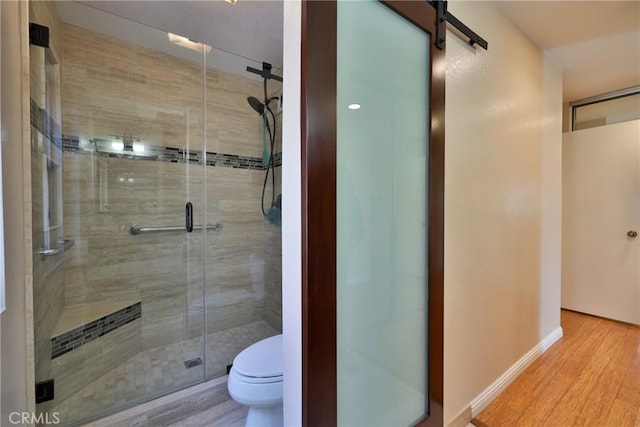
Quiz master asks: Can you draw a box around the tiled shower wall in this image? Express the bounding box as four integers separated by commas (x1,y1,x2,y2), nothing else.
60,23,282,351
32,3,281,414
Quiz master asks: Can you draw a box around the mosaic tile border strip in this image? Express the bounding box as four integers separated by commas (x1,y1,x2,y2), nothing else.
51,302,142,360
30,98,62,148
61,135,282,170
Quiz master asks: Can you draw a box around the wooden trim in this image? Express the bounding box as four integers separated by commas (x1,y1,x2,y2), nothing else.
301,1,444,425
427,8,446,427
301,1,337,426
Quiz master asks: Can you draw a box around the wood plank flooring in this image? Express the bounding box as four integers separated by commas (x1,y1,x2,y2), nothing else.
473,309,640,427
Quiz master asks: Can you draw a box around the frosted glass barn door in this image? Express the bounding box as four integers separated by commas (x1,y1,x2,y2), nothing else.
337,1,432,425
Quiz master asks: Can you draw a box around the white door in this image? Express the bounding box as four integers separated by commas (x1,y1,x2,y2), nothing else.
562,120,640,326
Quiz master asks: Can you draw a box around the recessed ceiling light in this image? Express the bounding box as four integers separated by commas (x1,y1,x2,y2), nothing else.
225,0,237,4
348,103,361,110
168,33,212,54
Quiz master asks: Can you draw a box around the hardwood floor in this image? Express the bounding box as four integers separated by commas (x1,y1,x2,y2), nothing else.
473,309,640,427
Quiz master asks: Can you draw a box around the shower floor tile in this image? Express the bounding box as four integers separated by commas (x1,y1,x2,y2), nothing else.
49,321,278,426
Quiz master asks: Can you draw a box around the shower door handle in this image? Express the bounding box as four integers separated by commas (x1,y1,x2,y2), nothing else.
185,202,194,233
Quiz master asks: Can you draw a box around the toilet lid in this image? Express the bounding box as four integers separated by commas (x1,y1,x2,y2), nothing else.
233,334,283,378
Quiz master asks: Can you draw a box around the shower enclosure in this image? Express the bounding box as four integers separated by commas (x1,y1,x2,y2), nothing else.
29,2,282,425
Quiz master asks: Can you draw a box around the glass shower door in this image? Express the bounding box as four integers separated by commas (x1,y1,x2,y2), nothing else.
202,42,284,382
30,3,208,423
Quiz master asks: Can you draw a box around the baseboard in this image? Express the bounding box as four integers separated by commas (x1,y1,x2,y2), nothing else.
470,326,563,417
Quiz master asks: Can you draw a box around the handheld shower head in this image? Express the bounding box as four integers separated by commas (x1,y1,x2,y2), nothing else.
247,96,264,115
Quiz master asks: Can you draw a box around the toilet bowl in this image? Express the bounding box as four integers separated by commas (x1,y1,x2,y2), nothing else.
227,334,283,427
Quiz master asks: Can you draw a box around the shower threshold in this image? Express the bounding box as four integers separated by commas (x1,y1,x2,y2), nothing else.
82,376,246,427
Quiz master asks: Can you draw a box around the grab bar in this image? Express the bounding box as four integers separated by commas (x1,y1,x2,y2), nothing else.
129,223,223,235
39,239,75,260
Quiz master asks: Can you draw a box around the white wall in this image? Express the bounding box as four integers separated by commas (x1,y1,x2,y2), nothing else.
444,1,562,424
562,102,571,132
539,54,563,342
282,1,302,426
1,1,35,425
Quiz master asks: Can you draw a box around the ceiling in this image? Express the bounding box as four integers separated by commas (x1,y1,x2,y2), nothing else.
60,1,637,103
497,1,640,102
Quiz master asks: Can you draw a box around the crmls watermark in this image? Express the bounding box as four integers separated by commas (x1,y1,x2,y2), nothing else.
9,412,60,425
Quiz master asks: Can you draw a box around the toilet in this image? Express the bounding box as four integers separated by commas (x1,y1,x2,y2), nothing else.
227,334,283,426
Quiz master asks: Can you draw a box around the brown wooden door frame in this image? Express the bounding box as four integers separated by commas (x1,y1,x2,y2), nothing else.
301,1,445,425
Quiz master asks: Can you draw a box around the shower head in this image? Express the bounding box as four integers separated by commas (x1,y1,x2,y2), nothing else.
247,96,264,115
